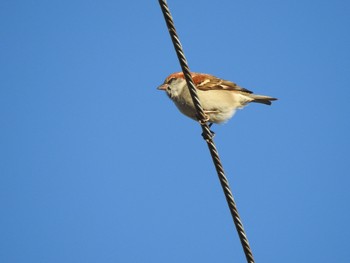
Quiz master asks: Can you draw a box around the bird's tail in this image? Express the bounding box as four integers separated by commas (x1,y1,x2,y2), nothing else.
248,94,277,105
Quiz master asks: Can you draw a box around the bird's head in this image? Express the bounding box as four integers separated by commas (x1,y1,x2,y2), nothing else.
157,72,188,99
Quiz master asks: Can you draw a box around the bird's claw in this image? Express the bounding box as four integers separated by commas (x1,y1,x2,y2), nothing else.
198,114,210,125
201,123,215,140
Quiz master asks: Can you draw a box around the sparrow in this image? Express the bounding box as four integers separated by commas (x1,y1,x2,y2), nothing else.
158,72,277,124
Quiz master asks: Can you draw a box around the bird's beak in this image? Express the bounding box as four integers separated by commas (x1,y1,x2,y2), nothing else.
157,84,168,91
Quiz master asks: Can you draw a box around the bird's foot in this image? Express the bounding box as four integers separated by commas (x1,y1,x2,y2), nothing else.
198,114,210,125
201,123,215,140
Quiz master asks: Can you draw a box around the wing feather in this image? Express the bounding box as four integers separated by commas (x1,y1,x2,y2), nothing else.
193,74,253,94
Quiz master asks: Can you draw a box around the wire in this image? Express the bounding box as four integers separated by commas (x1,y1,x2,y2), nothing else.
158,1,255,262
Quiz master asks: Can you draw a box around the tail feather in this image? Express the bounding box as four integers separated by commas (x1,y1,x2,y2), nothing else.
249,94,277,105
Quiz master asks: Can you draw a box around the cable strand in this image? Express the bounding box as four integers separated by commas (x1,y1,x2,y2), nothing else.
158,1,255,263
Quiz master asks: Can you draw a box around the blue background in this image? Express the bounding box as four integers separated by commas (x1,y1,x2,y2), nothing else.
1,1,349,262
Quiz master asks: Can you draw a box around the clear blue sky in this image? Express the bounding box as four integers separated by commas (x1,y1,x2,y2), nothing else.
1,1,349,262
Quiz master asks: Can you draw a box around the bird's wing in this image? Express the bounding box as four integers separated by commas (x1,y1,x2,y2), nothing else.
193,74,253,94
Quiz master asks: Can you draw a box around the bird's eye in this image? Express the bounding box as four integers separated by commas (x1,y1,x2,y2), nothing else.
168,77,176,84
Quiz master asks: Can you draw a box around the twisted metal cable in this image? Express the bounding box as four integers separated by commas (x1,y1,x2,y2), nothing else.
158,1,255,262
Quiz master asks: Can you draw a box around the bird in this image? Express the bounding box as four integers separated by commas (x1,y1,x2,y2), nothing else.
157,72,277,124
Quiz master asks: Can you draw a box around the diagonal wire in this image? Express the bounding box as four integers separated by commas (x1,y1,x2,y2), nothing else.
158,1,255,262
